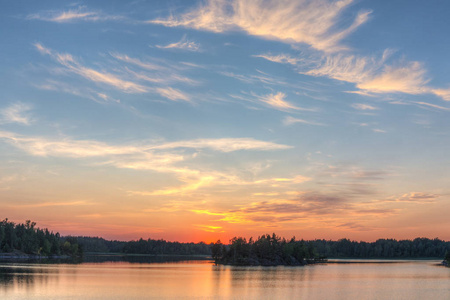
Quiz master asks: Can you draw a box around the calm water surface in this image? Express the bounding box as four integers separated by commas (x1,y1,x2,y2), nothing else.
0,259,449,299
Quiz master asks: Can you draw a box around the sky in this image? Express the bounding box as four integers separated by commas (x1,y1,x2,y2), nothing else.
1,0,450,243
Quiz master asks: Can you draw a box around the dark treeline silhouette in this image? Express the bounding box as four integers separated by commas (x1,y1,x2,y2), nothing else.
211,235,450,266
74,236,125,253
0,219,82,257
3,219,450,261
75,236,211,255
122,238,210,255
211,234,323,266
310,238,450,258
444,251,450,267
74,235,450,260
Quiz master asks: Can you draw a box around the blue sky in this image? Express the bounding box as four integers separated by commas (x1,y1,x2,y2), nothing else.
1,0,449,242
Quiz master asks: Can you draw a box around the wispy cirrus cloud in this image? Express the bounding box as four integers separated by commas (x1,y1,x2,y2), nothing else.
304,51,391,85
110,53,166,71
0,102,33,125
253,53,303,65
111,52,199,85
351,103,378,111
252,39,450,104
148,137,292,152
27,6,122,23
356,61,429,95
229,90,316,112
155,87,191,102
413,101,450,112
0,131,290,159
9,200,93,208
258,92,301,112
0,129,297,199
156,36,201,52
130,176,215,196
192,191,395,227
35,43,148,93
269,49,450,103
0,130,152,158
35,79,120,104
431,89,450,101
372,128,386,133
395,192,440,203
34,44,198,102
130,173,309,197
283,116,325,126
220,70,288,86
148,0,370,52
304,51,432,97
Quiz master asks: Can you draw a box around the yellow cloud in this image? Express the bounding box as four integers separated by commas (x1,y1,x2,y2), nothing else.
134,176,215,196
259,92,300,112
357,62,429,94
195,225,224,233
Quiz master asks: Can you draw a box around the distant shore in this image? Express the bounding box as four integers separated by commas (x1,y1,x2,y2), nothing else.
0,250,71,260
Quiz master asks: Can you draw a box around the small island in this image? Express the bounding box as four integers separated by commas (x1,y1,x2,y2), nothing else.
444,251,450,267
211,233,326,266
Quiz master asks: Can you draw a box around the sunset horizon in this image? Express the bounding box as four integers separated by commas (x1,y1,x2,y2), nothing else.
2,0,450,245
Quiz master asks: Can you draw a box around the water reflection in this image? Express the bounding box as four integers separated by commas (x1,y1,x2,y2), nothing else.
0,264,61,298
83,254,211,264
0,259,448,299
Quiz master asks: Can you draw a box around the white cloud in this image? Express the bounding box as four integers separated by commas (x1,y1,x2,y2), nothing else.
258,92,300,112
249,31,450,102
149,137,292,152
155,87,191,102
0,103,33,125
156,36,201,52
0,131,291,159
431,89,450,101
0,130,144,158
414,102,450,112
305,52,384,84
27,6,122,23
35,43,147,93
110,53,166,71
149,0,370,52
220,70,288,86
111,53,199,85
253,53,302,65
147,0,450,102
283,116,325,126
351,103,378,110
0,130,294,196
34,80,117,104
372,129,386,133
304,52,450,101
357,61,429,95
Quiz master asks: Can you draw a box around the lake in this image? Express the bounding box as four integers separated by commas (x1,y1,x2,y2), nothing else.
0,258,449,299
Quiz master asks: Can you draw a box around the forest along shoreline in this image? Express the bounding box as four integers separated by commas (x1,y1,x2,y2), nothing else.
1,219,450,266
0,219,82,260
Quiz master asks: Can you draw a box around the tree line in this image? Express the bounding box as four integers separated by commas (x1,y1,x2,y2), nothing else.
2,219,450,261
67,235,450,260
0,219,82,257
309,238,450,258
74,236,211,255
